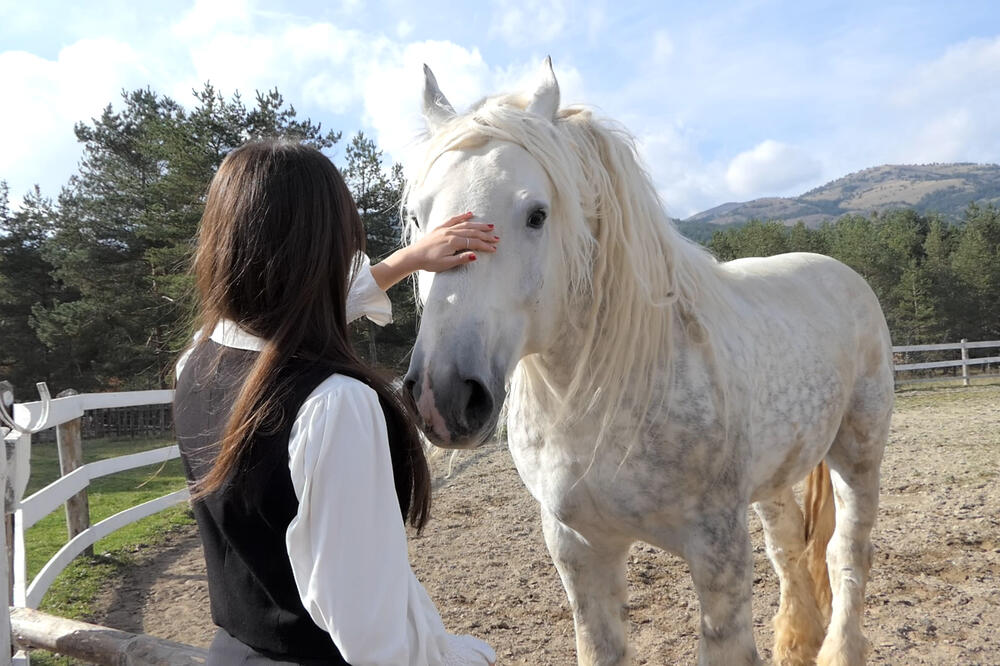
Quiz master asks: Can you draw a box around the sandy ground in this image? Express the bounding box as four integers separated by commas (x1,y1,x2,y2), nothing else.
88,384,1000,664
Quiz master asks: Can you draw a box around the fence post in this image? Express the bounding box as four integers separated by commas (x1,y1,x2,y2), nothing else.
55,389,92,557
960,339,970,387
1,381,14,662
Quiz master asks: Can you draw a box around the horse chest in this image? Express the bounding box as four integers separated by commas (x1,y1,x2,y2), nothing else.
507,411,739,539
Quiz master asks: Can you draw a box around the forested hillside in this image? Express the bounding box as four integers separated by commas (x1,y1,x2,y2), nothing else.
706,210,1000,346
2,86,998,395
689,163,1000,227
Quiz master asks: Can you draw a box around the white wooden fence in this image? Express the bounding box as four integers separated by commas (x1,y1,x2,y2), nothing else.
893,339,1000,386
0,384,204,665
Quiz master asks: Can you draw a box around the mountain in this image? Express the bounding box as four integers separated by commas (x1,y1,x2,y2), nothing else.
685,163,1000,228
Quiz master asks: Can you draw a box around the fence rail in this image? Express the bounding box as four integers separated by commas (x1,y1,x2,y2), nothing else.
33,403,174,444
2,386,189,665
7,390,174,436
892,339,1000,386
17,487,189,610
10,606,206,665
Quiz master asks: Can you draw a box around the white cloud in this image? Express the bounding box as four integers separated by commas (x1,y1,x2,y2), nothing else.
638,126,728,219
1,7,379,200
171,20,370,113
396,20,414,39
652,29,674,65
585,5,605,44
0,39,148,201
907,109,976,164
891,36,1000,107
173,0,253,38
886,36,1000,164
182,32,280,96
358,45,587,176
491,58,586,106
725,140,822,198
358,40,492,170
488,0,568,46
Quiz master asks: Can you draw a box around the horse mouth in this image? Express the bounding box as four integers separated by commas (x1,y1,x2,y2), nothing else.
421,417,498,450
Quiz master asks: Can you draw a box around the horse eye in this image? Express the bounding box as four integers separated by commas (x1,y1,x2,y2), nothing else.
527,209,547,229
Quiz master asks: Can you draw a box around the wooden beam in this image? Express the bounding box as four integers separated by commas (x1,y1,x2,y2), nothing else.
10,606,207,665
961,339,970,386
56,389,92,557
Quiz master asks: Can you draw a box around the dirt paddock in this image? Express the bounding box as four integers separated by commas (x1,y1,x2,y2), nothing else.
89,384,1000,664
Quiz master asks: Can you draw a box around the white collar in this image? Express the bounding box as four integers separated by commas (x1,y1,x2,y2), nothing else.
209,319,267,352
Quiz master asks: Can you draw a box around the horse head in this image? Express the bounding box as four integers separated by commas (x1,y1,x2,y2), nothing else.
403,58,681,449
402,59,574,448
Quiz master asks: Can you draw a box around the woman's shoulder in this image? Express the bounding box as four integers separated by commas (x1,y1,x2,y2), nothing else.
301,372,380,410
288,373,387,467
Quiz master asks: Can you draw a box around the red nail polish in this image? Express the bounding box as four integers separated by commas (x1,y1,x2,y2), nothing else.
488,224,494,229
493,236,500,241
469,254,477,261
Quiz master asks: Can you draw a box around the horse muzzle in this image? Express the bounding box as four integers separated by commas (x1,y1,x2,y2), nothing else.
403,359,501,449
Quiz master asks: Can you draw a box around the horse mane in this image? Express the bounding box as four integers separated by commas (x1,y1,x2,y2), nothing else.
406,94,731,446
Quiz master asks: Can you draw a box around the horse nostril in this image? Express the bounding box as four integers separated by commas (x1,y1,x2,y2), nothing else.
462,378,493,429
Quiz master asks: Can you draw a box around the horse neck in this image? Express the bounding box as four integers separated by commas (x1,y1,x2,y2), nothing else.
514,292,683,421
513,235,731,427
510,306,588,415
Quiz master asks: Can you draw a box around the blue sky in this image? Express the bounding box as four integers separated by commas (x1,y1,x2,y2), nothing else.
2,0,999,217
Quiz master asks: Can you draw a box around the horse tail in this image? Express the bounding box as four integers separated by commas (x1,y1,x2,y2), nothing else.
802,460,835,624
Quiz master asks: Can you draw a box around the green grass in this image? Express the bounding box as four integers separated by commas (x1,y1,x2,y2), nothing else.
22,436,196,665
895,374,1000,394
895,379,1000,410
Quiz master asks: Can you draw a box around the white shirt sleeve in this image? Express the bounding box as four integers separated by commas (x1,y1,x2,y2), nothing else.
348,254,393,326
285,376,495,666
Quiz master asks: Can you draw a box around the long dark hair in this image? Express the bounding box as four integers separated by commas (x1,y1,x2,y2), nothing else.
189,138,430,530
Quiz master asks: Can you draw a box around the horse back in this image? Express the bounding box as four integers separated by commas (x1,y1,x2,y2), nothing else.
720,252,891,362
709,252,893,496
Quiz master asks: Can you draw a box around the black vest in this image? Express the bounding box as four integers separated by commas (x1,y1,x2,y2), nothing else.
174,340,350,665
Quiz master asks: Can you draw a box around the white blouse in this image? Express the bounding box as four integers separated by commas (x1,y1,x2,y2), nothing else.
176,256,495,666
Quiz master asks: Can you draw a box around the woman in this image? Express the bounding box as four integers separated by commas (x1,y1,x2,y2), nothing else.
174,139,498,665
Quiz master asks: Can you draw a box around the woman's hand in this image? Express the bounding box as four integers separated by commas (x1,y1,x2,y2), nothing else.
405,211,498,272
369,212,498,290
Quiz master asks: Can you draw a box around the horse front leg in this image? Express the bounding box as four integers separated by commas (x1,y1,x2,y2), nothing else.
685,508,763,666
541,507,631,666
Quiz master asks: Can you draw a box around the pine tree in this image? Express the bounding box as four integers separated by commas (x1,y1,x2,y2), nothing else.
890,259,940,344
342,131,415,370
707,219,789,260
0,185,65,392
32,85,341,390
920,219,962,341
951,203,1000,340
787,221,827,254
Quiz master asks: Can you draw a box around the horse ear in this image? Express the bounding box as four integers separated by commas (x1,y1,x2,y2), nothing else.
526,56,560,121
422,64,456,132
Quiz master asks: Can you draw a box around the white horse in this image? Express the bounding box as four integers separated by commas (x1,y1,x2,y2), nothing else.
403,59,893,666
